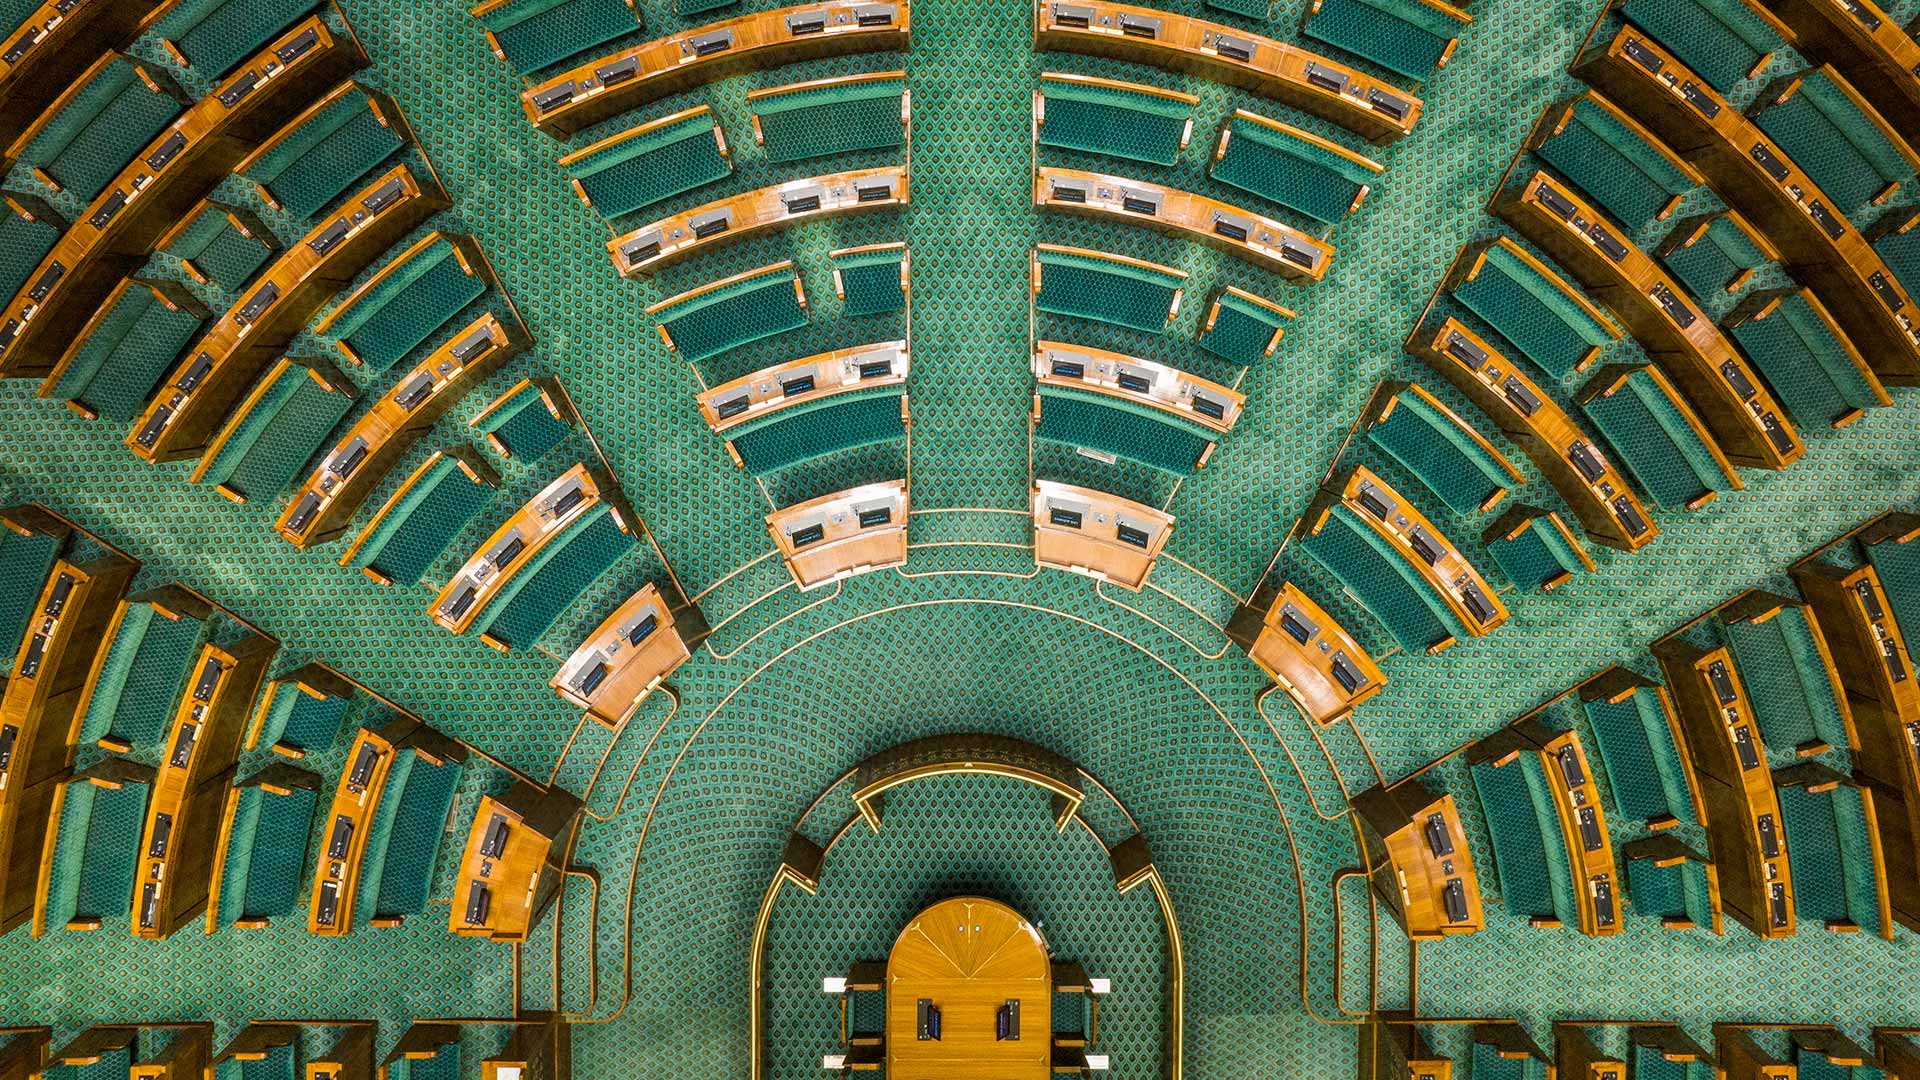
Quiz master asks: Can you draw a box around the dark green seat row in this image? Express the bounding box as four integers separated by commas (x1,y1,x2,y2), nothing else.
1451,240,1617,379
1752,68,1916,214
348,451,503,588
1366,385,1517,515
729,386,906,475
1778,778,1886,935
1533,93,1697,233
194,358,357,504
1468,757,1563,923
253,676,353,754
1301,0,1469,82
13,55,184,202
74,595,211,750
1197,288,1293,366
321,234,489,374
1035,385,1216,477
752,73,907,164
161,203,278,294
42,279,208,424
1035,73,1193,168
1720,604,1852,754
1581,683,1695,829
472,380,575,463
479,503,636,649
1483,508,1589,593
1300,503,1459,654
0,508,64,664
651,262,807,365
0,194,61,308
1578,366,1735,510
1213,110,1382,226
563,107,731,221
1657,211,1771,303
44,767,152,930
474,0,639,76
1033,246,1184,334
152,0,324,80
1616,0,1786,94
240,85,407,222
217,777,319,927
833,244,908,317
369,751,465,919
1727,289,1887,431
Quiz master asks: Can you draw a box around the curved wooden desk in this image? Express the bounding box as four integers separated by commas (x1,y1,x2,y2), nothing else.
697,341,907,434
1033,340,1243,433
1351,777,1483,938
612,166,907,275
432,462,619,636
1759,0,1920,151
1031,480,1172,591
767,479,909,589
0,0,171,154
887,897,1051,1079
1238,581,1384,725
550,583,694,728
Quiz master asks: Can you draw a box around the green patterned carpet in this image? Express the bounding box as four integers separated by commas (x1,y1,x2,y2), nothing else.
4,0,1920,1074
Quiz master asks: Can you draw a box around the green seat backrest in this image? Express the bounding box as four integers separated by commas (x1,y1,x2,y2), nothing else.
76,601,208,748
1454,243,1614,378
1485,516,1585,592
241,784,319,919
372,754,464,917
1755,70,1913,213
1723,606,1851,753
1470,1039,1530,1080
46,281,207,422
257,679,352,751
480,505,636,648
1582,689,1690,826
1301,504,1460,653
1469,758,1557,920
1777,784,1848,925
1661,215,1769,302
1876,222,1920,297
1536,96,1696,232
162,206,276,294
1213,113,1376,225
1036,385,1215,476
1037,76,1192,167
239,1044,297,1080
1302,0,1467,81
1366,392,1512,515
0,201,61,303
1729,292,1881,429
1198,291,1290,365
389,1047,460,1080
0,0,41,38
754,75,906,164
477,384,573,462
476,0,638,75
834,247,906,317
47,1048,132,1080
0,526,60,659
1868,533,1920,661
653,266,807,364
354,455,502,587
729,387,905,475
1618,0,1784,93
198,364,355,500
1580,369,1732,508
1624,856,1687,919
1034,249,1182,333
153,0,320,79
74,780,148,920
567,111,730,220
328,238,486,374
18,58,182,200
1795,1048,1854,1080
243,89,405,221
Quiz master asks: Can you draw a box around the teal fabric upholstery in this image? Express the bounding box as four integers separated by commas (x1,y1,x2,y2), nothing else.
479,505,636,648
1723,606,1852,753
372,755,464,917
1037,76,1192,167
198,364,354,501
1470,1039,1529,1080
567,111,730,220
240,1044,297,1080
1302,0,1467,81
1198,291,1290,365
1035,385,1215,476
327,237,486,373
1300,504,1459,653
163,206,276,293
729,388,905,475
1660,214,1769,302
0,524,59,662
1729,291,1882,429
1366,391,1512,515
755,75,906,164
242,89,405,222
1868,532,1920,661
1469,759,1556,920
1778,783,1848,927
241,784,319,919
1034,248,1182,333
653,265,807,364
1877,219,1920,297
152,0,321,78
0,199,61,304
1580,368,1733,509
1535,96,1696,232
1213,112,1376,225
476,384,573,462
256,676,352,752
1618,0,1785,93
1582,689,1690,826
74,780,149,921
834,247,906,317
1453,243,1613,378
44,281,206,423
353,455,501,587
1485,515,1585,592
17,57,183,200
1754,70,1914,213
475,0,638,75
76,601,207,748
1624,856,1686,918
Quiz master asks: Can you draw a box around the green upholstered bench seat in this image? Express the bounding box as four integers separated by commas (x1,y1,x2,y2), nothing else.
224,1043,297,1080
1622,840,1715,928
833,244,908,317
319,234,488,373
1721,603,1852,754
217,779,319,925
193,358,356,504
252,674,353,754
1582,682,1695,828
1365,384,1518,515
75,596,210,750
1033,246,1185,334
161,203,278,294
751,73,907,164
1778,777,1885,935
42,278,208,423
349,451,503,588
562,107,731,220
44,767,153,929
1868,527,1920,663
1484,508,1590,592
1302,0,1470,82
0,193,62,305
477,504,636,649
1451,239,1618,378
1726,289,1886,430
152,0,322,79
1036,73,1195,167
1213,110,1381,225
1617,0,1786,93
14,55,184,200
385,1045,460,1080
1198,287,1293,365
240,85,407,222
650,263,808,364
0,513,61,661
1874,210,1920,297
1469,757,1563,923
1656,211,1773,302
727,386,906,475
471,379,575,463
1578,365,1736,510
368,752,465,919
1035,385,1217,476
1533,93,1699,232
1301,503,1461,654
473,0,639,75
1753,68,1918,213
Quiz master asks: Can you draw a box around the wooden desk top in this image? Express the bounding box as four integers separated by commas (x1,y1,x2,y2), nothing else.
1527,724,1620,935
698,341,907,434
549,583,691,729
0,17,361,380
129,163,446,462
522,0,910,136
612,166,907,275
279,312,526,549
433,462,619,636
1031,480,1173,591
766,479,910,589
448,783,582,942
1035,165,1331,280
1033,340,1243,434
1350,780,1483,939
887,897,1051,1079
1792,556,1920,806
1035,0,1420,143
1576,28,1920,381
1495,169,1802,470
1245,581,1384,725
